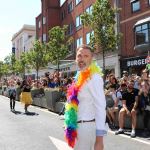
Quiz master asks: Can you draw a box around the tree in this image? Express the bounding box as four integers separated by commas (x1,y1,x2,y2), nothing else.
46,25,72,85
1,61,9,78
3,54,16,75
0,61,4,80
81,0,121,73
27,40,47,82
13,52,29,78
46,25,71,69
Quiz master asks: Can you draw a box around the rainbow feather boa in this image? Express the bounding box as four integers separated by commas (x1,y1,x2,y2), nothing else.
64,61,103,148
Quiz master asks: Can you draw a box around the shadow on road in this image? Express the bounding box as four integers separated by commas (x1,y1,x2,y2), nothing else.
12,110,39,116
25,111,39,116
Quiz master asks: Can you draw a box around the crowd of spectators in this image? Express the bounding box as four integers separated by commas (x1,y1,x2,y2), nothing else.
0,71,74,102
0,68,150,137
105,69,150,138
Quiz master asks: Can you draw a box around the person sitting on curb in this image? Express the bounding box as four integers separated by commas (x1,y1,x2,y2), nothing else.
115,80,139,138
138,79,150,137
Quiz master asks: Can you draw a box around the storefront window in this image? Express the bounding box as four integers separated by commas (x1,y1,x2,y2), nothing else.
135,23,150,45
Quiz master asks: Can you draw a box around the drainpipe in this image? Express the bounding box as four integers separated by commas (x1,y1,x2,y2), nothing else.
114,0,121,77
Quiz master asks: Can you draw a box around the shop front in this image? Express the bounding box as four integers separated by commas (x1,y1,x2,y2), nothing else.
120,56,147,76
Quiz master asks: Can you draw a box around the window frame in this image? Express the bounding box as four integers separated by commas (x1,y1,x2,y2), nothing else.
68,1,73,13
76,37,83,48
61,10,65,20
43,33,47,42
86,5,93,14
38,20,41,28
43,17,46,25
76,14,82,28
131,0,140,13
86,31,94,45
75,0,81,6
134,23,150,46
68,22,74,35
68,42,74,54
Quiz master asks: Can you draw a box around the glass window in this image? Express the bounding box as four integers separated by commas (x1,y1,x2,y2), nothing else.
68,23,73,35
68,43,74,54
149,0,150,5
38,21,41,28
76,0,81,6
76,37,83,48
142,24,148,30
43,34,46,42
135,26,141,32
131,1,140,12
135,23,150,45
76,15,82,27
86,31,94,44
61,10,65,20
68,1,73,13
43,17,46,24
86,5,93,14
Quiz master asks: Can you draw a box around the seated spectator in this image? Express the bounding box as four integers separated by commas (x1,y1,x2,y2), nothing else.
106,84,124,129
106,84,118,129
138,80,150,137
115,80,139,138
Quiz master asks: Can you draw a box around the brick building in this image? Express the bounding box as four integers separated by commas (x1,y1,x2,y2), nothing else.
36,0,121,76
119,0,150,75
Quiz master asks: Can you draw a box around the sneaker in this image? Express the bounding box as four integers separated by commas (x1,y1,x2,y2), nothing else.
115,129,124,135
25,108,29,113
12,109,15,112
130,130,136,138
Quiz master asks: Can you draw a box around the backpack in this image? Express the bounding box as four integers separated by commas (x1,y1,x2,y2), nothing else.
106,95,114,108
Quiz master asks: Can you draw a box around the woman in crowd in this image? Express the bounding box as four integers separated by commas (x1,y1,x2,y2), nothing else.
8,80,16,112
20,79,32,113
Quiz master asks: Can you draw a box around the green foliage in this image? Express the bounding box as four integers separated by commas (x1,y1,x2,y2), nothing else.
13,52,29,76
27,40,47,80
81,0,121,52
1,62,9,77
0,61,4,79
2,54,16,74
46,25,70,64
27,40,47,70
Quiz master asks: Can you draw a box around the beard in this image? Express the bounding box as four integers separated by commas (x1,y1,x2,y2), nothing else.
78,61,87,71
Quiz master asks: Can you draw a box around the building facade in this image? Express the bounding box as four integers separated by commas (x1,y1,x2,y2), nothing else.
12,24,36,59
119,0,150,75
36,0,121,77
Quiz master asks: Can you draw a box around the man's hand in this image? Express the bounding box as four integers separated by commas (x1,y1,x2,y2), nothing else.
94,136,104,150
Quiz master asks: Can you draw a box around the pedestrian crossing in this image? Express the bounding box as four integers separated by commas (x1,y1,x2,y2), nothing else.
49,136,73,150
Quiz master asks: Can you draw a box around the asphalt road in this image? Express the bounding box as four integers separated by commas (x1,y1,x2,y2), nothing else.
0,95,149,150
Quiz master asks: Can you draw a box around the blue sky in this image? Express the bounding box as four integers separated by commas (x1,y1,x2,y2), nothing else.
0,0,66,61
0,0,41,61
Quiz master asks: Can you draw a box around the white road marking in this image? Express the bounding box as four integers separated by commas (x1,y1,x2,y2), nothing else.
108,130,150,145
49,136,73,150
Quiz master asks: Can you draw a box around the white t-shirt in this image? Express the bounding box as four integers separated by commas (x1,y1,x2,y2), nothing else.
116,91,122,106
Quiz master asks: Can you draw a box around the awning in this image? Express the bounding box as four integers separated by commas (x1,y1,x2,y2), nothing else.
134,17,150,26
